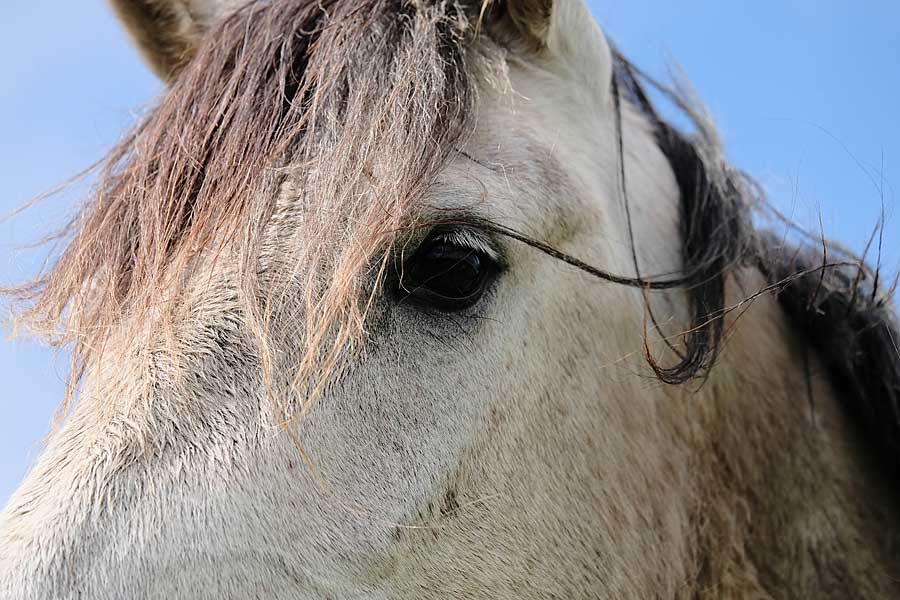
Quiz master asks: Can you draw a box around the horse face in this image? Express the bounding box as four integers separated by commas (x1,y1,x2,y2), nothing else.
297,86,693,593
236,7,691,592
1,1,694,598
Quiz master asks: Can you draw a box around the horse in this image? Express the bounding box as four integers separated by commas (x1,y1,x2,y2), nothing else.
1,0,898,597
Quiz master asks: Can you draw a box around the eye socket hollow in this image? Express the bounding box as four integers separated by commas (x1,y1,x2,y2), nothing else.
396,232,497,312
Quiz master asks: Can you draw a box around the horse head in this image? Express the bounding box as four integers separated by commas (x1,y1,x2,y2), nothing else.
2,1,898,597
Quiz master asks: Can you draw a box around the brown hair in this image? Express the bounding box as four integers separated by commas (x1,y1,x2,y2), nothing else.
7,0,485,418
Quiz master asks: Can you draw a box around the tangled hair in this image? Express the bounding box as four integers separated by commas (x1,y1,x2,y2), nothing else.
762,244,900,477
4,1,899,480
611,55,900,479
7,0,484,417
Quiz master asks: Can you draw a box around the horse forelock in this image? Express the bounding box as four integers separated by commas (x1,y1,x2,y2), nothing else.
8,0,490,418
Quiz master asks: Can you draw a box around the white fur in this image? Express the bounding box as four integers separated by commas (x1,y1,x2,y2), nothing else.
1,1,896,598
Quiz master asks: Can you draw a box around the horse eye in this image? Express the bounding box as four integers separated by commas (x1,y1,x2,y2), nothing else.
397,236,496,312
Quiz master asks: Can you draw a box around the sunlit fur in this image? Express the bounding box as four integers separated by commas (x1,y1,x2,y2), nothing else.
1,1,898,598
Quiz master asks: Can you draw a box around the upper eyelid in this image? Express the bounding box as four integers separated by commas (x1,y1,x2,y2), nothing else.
431,229,501,262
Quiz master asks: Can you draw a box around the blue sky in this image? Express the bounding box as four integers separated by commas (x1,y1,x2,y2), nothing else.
1,1,898,505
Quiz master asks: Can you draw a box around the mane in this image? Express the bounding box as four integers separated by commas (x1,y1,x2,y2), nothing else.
611,55,900,481
4,1,899,481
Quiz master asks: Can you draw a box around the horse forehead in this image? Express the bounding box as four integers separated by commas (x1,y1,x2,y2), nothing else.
431,136,586,242
431,91,613,236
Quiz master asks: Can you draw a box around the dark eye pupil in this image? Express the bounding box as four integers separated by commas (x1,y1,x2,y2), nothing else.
398,237,494,311
415,246,481,295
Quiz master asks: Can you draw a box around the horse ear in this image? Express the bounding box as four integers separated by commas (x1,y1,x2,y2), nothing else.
108,0,239,82
481,0,552,49
482,0,612,90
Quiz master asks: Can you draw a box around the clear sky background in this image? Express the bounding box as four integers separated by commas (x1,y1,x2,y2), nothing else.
1,1,898,505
